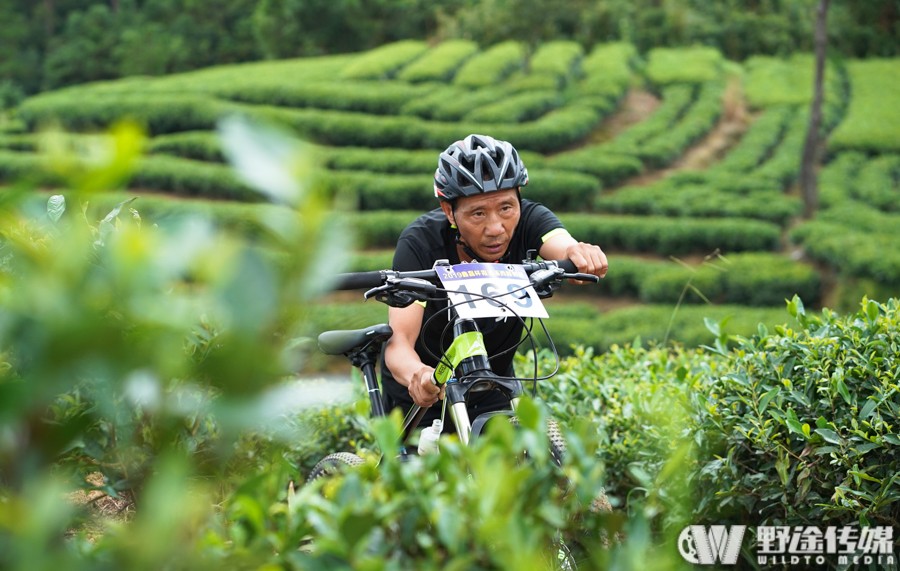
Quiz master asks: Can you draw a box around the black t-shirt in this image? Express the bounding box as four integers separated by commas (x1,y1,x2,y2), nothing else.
380,199,565,412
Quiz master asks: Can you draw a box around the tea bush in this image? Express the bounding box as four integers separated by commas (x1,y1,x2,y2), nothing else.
339,40,429,80
396,40,480,83
453,40,526,88
645,46,724,85
829,58,900,153
536,296,900,565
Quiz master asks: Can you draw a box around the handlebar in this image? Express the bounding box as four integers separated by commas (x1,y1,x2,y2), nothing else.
331,259,590,291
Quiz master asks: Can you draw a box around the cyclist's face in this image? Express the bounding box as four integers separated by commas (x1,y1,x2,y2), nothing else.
442,188,520,262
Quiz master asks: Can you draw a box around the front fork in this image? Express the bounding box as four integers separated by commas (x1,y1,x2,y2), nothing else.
449,393,522,445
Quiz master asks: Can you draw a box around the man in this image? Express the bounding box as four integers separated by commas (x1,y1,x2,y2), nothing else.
381,134,608,426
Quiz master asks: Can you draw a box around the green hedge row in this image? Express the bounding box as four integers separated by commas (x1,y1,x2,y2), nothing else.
546,303,794,355
595,181,800,225
452,41,526,88
318,168,600,212
816,151,865,208
0,149,259,202
817,151,900,212
828,58,900,153
528,40,584,86
705,105,796,175
258,102,602,153
211,80,434,115
464,90,561,123
400,86,508,121
638,252,821,306
560,213,782,256
644,46,724,85
853,153,900,212
548,151,644,187
339,40,429,80
790,204,900,287
580,42,639,88
148,131,225,162
752,108,809,187
130,155,260,201
396,40,480,83
17,92,234,134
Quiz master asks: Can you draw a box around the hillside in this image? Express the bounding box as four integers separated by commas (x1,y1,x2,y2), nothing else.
1,40,899,354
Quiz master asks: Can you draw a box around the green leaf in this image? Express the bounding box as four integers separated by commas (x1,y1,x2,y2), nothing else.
814,428,841,444
759,387,779,412
884,434,900,445
865,299,880,323
859,398,877,419
218,114,306,206
785,408,805,437
836,378,852,405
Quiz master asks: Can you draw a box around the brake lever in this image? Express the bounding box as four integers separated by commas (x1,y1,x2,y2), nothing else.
364,278,438,308
562,272,600,283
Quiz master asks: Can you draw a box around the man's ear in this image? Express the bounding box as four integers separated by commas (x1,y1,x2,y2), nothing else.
440,201,455,226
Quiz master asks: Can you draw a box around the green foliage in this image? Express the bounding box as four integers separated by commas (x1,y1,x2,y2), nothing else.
644,46,723,85
528,40,584,86
596,180,800,225
464,90,561,123
452,41,526,88
852,153,900,212
539,297,900,541
396,39,480,83
339,40,429,80
0,117,359,569
580,42,639,90
696,297,900,527
829,58,900,153
638,252,821,306
560,213,782,256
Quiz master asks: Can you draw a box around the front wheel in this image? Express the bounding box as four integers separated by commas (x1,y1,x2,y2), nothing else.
509,416,567,467
306,452,365,483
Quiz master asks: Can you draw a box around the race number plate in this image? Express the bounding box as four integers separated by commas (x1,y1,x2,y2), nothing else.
434,263,548,319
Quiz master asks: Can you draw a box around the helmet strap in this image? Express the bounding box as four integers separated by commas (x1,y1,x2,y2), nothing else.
455,232,481,263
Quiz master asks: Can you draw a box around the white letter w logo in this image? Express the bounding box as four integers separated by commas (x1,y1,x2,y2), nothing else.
678,525,747,565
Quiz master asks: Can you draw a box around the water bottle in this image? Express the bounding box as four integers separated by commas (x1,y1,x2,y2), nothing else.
417,419,442,455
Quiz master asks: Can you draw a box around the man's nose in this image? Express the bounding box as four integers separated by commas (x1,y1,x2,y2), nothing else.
484,215,504,236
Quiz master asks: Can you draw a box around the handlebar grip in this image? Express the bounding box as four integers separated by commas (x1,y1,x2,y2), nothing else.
555,259,578,273
333,270,385,290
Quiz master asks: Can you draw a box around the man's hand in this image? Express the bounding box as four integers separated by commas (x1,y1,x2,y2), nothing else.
408,365,442,407
565,241,608,279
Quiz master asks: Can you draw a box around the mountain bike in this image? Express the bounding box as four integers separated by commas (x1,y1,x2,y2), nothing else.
306,256,605,568
312,255,596,462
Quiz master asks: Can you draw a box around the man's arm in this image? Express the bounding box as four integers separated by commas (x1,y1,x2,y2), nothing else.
539,231,609,279
384,303,442,407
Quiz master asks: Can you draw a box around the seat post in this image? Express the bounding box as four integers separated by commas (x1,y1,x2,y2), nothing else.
349,345,386,418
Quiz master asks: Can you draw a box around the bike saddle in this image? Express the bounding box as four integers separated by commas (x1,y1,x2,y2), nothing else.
317,323,393,356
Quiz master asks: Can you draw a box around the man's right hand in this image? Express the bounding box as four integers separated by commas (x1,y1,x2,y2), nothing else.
408,365,442,407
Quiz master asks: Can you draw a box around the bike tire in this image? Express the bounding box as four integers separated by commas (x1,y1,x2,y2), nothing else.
306,452,365,483
509,416,567,467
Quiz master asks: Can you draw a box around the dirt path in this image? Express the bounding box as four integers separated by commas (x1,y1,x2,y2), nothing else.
610,78,750,190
